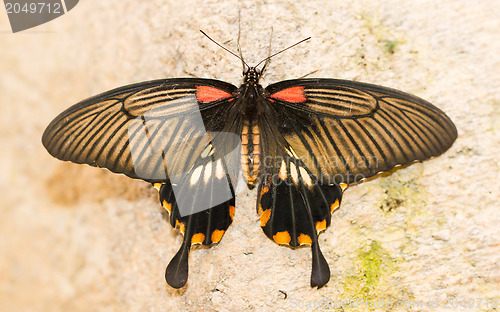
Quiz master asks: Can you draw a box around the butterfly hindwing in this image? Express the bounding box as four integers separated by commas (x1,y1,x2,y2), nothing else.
257,153,343,288
157,179,235,288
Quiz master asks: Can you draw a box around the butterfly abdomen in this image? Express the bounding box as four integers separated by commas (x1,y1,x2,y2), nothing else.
241,120,261,188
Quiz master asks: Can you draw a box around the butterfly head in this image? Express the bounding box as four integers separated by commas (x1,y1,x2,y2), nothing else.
243,67,261,84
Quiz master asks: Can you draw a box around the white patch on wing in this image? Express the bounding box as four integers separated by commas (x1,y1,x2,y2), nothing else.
215,159,225,179
190,165,203,185
201,144,213,158
290,162,299,184
203,162,212,184
299,166,313,187
279,161,287,180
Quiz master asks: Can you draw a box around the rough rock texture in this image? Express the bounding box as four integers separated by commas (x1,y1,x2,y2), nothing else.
1,0,498,311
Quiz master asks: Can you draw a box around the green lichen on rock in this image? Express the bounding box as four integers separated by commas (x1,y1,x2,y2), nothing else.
380,39,399,54
341,240,411,311
378,165,426,213
360,12,405,55
358,241,388,293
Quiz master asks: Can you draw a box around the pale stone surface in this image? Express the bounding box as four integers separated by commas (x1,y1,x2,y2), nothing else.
1,0,498,311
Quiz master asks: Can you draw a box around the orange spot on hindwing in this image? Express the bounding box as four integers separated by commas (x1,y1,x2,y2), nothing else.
316,220,327,233
229,205,235,220
196,86,233,103
162,200,172,214
260,209,271,227
175,220,185,234
270,86,306,103
273,231,291,245
298,234,312,245
211,230,225,243
191,233,205,245
330,199,339,213
153,183,162,191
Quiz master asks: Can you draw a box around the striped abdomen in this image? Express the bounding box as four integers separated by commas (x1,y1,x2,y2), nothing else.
241,120,261,188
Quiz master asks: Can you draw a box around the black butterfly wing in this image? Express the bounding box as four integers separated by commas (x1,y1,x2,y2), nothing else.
265,78,457,184
258,78,456,288
156,178,235,288
42,78,242,288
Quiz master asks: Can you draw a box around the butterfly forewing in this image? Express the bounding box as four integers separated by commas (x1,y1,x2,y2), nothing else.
265,78,457,184
42,78,238,182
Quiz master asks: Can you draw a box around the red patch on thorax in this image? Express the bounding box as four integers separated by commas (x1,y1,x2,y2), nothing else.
269,86,306,103
196,86,233,103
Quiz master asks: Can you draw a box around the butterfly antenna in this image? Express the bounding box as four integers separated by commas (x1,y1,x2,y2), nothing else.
236,11,247,71
260,27,274,75
200,30,250,70
255,36,311,68
297,69,319,79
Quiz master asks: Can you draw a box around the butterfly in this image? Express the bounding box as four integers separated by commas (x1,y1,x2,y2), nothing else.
42,33,457,289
